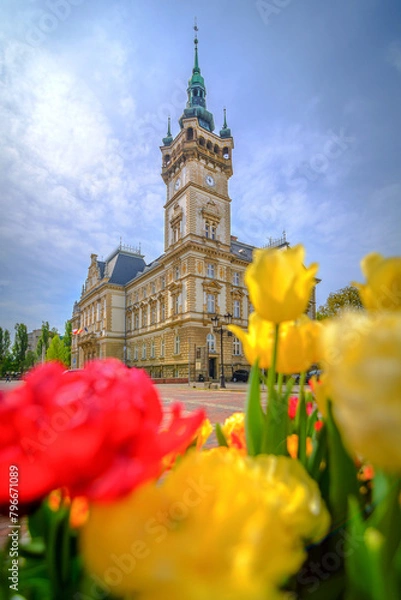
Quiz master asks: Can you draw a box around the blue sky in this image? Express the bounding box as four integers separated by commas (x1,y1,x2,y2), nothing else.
1,0,400,336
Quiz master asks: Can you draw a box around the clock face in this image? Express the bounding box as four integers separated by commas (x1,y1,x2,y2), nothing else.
205,174,215,187
174,178,181,190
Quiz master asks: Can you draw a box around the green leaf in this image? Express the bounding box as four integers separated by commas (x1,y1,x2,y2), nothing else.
369,475,401,566
245,362,265,456
307,423,328,482
215,423,228,447
307,408,319,438
326,401,360,529
263,385,288,456
345,496,372,597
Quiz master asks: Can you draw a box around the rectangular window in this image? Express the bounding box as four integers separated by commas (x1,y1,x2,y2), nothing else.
151,306,156,324
174,335,180,355
151,282,156,295
174,295,179,315
161,302,165,322
207,294,215,313
233,337,241,356
205,222,210,238
160,337,165,357
234,299,241,318
207,263,215,278
161,276,166,290
233,271,240,286
211,225,216,240
134,345,138,361
150,339,155,358
142,343,146,360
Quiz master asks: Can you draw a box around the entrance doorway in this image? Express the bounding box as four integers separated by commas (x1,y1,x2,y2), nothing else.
208,357,216,380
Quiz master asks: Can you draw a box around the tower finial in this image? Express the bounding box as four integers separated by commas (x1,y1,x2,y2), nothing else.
220,107,232,139
193,17,199,73
162,115,173,146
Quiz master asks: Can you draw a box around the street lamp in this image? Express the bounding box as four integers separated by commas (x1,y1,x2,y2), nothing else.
211,312,232,388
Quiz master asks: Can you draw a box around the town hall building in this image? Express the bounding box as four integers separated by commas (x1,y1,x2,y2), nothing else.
71,30,316,381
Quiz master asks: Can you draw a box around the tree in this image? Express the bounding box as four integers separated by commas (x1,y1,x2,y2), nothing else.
36,321,58,361
0,327,12,376
46,335,69,367
63,321,72,368
317,285,363,320
13,323,29,373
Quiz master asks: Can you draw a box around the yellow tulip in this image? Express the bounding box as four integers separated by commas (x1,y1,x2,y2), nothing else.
229,313,274,369
354,252,401,311
320,311,401,473
81,449,330,600
229,314,322,375
245,244,318,324
276,316,322,374
221,412,246,451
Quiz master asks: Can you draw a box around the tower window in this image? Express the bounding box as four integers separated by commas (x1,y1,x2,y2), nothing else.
223,147,230,159
187,127,193,141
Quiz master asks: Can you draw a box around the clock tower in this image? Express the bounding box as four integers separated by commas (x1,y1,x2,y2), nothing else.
161,25,234,253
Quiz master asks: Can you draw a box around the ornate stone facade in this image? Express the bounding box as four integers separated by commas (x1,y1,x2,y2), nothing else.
71,33,317,380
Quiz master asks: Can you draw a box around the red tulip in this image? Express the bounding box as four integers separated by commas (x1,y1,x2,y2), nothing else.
0,359,205,504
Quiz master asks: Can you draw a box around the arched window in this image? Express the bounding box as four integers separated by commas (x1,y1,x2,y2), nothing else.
187,127,194,141
223,147,230,159
214,144,219,154
207,141,212,151
199,137,205,146
207,333,215,353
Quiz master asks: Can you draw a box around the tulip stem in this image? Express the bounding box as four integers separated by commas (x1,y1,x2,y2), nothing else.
267,324,280,401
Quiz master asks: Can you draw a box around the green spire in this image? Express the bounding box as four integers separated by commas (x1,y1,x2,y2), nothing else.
179,19,215,132
220,107,232,138
162,116,173,146
193,21,200,73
